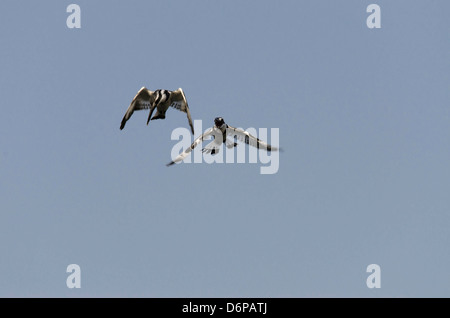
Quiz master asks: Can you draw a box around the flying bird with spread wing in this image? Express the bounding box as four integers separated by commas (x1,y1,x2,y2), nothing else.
120,87,194,134
167,117,279,166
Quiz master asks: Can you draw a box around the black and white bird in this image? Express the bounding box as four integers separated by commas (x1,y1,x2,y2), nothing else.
167,117,279,166
120,87,194,134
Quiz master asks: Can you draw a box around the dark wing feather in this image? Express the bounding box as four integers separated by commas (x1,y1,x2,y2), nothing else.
120,87,154,130
168,88,194,134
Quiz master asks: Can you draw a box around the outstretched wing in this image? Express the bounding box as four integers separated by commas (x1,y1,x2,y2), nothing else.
167,128,214,166
226,125,279,151
120,87,154,130
168,88,194,134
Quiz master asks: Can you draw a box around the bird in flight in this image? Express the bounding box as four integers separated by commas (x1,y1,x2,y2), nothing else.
120,87,194,134
167,117,280,166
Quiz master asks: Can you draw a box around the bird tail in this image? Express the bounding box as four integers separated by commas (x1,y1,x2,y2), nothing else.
226,139,238,149
150,110,166,121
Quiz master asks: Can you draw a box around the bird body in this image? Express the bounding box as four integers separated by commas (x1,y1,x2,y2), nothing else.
120,87,194,134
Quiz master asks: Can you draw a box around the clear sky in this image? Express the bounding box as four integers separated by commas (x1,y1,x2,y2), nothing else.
0,0,449,297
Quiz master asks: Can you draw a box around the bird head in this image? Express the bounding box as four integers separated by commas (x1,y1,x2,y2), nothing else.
214,117,225,128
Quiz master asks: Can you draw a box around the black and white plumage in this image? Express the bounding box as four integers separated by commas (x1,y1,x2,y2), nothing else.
120,87,194,134
167,117,279,166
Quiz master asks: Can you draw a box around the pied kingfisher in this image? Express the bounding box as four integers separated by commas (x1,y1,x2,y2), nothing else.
167,117,280,166
120,87,194,134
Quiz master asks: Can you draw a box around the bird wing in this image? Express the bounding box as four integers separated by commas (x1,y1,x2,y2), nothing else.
167,127,215,166
120,87,154,130
168,88,194,134
226,125,279,151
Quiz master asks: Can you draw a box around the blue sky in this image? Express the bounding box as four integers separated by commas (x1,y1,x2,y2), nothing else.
0,1,449,297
